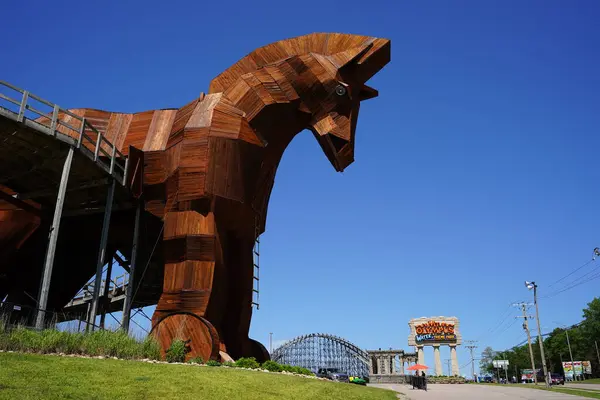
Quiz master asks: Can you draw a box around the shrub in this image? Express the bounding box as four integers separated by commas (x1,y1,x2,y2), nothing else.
235,357,259,369
261,360,282,372
206,360,221,366
165,339,187,363
187,357,204,364
278,364,313,376
139,336,161,360
222,361,235,367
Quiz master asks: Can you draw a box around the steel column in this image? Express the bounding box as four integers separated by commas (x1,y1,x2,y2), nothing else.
87,179,116,331
35,147,74,329
99,255,115,329
122,200,142,333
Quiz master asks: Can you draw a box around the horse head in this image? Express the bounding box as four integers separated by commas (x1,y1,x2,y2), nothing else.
209,33,391,172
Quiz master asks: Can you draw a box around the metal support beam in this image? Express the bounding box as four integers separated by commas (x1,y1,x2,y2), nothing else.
35,147,74,329
122,200,142,333
87,179,116,331
0,189,42,217
99,255,115,329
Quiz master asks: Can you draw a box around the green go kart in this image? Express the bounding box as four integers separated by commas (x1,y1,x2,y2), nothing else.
349,376,367,386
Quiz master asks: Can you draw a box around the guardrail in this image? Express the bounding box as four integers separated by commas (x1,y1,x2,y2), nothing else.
0,80,127,185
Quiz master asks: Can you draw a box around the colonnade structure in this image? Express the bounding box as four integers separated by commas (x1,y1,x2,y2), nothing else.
408,316,462,376
367,348,418,377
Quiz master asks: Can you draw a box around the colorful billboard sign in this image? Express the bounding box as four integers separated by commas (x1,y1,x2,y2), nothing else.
408,316,462,347
562,361,583,378
414,321,457,343
521,368,540,382
583,361,592,375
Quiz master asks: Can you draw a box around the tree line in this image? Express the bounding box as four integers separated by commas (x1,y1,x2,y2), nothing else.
480,297,600,378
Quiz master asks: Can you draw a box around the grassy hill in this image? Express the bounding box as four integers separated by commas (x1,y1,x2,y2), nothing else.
0,352,398,400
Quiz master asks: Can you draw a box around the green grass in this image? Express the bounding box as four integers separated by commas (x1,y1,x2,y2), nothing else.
0,325,160,360
573,378,600,384
0,352,397,400
548,388,600,399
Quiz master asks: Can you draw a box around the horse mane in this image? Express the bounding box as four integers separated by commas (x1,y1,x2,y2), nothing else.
209,32,390,93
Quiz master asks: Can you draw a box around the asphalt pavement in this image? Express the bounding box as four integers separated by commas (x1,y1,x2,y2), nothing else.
369,383,592,399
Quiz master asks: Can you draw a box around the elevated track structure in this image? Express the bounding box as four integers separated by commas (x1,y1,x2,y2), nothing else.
271,333,371,377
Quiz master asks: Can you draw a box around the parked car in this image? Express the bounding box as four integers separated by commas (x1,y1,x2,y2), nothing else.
549,373,565,385
316,368,349,383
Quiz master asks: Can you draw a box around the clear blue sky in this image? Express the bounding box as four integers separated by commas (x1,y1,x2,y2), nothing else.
3,0,600,375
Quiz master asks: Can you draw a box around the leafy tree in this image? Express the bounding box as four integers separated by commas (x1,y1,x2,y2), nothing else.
483,297,600,379
480,346,495,374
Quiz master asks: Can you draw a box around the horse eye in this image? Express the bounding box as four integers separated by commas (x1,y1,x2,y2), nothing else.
335,85,347,97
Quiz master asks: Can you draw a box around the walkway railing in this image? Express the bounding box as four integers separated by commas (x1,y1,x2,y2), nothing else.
0,80,127,185
66,273,130,307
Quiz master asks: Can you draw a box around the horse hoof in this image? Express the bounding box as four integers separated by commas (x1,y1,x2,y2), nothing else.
247,338,270,363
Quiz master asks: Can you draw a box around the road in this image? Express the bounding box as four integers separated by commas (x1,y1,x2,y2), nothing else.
369,384,591,399
564,383,600,391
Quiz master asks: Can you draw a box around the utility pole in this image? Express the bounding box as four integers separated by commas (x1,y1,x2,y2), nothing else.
465,340,478,382
526,281,550,388
566,328,576,381
596,341,600,369
515,302,537,385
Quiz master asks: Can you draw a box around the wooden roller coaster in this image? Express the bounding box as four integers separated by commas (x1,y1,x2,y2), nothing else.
0,32,391,362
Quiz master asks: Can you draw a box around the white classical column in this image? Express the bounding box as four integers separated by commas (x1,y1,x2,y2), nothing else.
417,346,425,365
433,345,443,376
400,358,405,375
391,355,396,374
369,356,374,375
379,356,387,375
450,345,459,376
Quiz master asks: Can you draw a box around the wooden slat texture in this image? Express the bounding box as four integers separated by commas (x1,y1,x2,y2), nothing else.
1,32,391,364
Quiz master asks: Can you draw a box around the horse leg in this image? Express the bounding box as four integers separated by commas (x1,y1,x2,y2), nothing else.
220,232,270,362
150,210,225,362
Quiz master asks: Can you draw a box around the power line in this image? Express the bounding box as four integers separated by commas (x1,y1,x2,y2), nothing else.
548,258,595,288
543,268,600,299
474,304,514,342
496,318,518,336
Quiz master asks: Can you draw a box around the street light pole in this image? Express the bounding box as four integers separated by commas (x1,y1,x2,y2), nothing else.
269,332,273,353
526,281,550,388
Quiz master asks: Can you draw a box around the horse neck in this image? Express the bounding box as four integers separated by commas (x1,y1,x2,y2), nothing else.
244,102,312,230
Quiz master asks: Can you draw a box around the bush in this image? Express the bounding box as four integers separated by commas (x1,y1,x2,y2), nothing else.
235,357,259,369
278,364,313,376
261,360,282,372
165,339,187,363
206,360,221,366
187,357,204,364
222,361,235,367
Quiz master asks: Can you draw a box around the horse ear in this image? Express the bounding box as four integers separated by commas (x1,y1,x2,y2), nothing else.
329,39,376,69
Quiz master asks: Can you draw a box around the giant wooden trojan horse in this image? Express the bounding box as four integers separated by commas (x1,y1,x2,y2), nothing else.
0,33,390,362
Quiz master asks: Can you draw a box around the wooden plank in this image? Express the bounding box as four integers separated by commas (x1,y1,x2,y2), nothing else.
143,110,177,151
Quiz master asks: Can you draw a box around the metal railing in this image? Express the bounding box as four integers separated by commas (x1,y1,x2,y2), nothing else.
68,273,129,305
0,80,128,185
